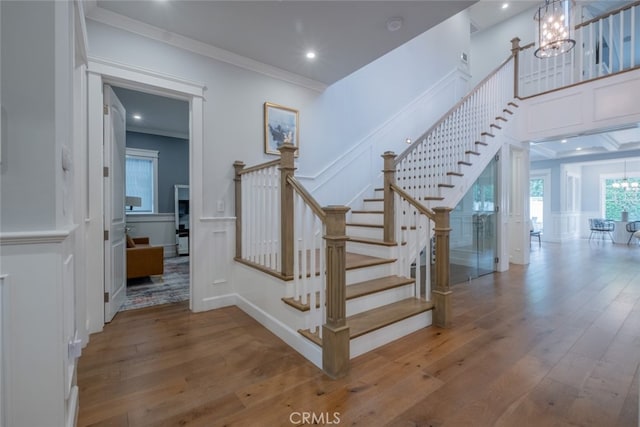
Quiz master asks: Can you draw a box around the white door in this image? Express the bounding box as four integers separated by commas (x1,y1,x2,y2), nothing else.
104,85,127,322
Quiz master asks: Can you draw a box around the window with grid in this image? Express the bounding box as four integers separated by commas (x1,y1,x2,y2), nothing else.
125,148,158,213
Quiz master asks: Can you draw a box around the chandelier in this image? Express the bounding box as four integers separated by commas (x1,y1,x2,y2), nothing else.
611,160,639,190
534,0,576,58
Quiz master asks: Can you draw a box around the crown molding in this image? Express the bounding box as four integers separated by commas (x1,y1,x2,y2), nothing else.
85,7,327,93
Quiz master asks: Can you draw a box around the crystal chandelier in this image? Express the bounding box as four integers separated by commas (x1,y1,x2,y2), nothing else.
534,0,576,58
611,161,639,190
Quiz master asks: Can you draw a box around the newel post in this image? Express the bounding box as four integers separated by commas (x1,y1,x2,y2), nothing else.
382,151,397,244
432,206,452,328
279,143,297,279
511,37,521,99
322,205,351,379
233,161,246,259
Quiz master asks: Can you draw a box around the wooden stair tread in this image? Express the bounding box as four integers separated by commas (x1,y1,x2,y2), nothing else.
496,116,508,122
299,298,434,344
348,298,434,339
422,196,444,201
438,183,455,188
346,275,415,300
481,132,495,138
447,172,464,177
345,252,395,270
348,236,398,247
490,124,502,130
508,101,519,108
363,198,383,202
475,141,488,146
503,108,514,115
465,150,480,156
458,161,472,166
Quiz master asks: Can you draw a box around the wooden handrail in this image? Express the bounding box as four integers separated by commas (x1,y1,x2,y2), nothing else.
394,55,514,165
389,183,436,222
237,159,281,176
576,1,640,30
287,175,327,222
518,42,535,51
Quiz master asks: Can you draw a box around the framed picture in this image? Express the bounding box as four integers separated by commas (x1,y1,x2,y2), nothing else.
264,102,299,156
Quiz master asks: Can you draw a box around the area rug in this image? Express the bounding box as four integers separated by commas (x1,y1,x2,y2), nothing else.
122,256,189,311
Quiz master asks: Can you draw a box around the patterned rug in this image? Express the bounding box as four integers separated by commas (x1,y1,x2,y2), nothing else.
122,256,190,311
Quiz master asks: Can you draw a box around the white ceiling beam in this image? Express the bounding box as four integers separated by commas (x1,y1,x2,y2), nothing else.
530,144,557,159
600,134,621,151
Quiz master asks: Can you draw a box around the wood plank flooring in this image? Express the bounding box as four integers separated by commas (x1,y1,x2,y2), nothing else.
77,240,640,426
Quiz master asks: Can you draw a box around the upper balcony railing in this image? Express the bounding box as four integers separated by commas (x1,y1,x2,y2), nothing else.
517,1,640,98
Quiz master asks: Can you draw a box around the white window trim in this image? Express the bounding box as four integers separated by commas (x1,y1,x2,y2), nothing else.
126,147,159,214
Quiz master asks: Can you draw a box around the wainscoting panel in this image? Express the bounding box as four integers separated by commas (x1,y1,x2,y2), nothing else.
211,229,229,285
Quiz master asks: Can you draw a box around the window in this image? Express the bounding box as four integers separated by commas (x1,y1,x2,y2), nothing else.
602,176,640,221
125,148,158,213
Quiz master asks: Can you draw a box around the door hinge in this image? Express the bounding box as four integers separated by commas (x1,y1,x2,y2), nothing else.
103,166,109,177
103,104,109,115
495,205,500,212
104,230,109,241
494,154,500,161
495,257,500,264
104,292,110,303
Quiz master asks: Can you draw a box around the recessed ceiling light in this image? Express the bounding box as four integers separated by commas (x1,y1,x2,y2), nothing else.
405,138,412,144
502,3,509,9
132,114,142,120
561,139,567,143
305,51,316,60
576,147,582,151
386,17,404,32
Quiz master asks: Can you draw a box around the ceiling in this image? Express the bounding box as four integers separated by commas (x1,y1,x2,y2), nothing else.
89,0,640,161
530,126,640,162
91,0,477,86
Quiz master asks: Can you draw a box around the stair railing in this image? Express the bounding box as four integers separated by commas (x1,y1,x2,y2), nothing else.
234,143,350,378
516,1,640,98
383,152,452,327
390,55,515,215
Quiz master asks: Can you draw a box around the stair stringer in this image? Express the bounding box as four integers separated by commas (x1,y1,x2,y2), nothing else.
427,104,521,210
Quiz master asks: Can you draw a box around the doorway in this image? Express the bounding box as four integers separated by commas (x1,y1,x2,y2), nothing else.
86,59,205,331
449,158,498,284
111,87,191,313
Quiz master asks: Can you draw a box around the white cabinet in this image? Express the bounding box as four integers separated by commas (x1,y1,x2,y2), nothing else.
175,185,189,255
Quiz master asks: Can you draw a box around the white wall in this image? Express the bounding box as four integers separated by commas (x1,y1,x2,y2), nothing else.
1,1,58,231
470,6,537,87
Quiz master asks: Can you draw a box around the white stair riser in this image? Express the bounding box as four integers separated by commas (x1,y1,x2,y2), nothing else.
374,189,384,199
346,225,383,240
363,200,384,211
351,212,383,225
350,311,432,358
346,263,394,284
346,240,395,258
346,284,415,316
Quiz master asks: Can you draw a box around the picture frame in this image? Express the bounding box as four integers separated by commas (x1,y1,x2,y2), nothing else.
264,102,299,156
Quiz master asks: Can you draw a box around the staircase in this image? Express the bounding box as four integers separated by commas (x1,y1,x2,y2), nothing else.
284,187,434,358
234,53,519,378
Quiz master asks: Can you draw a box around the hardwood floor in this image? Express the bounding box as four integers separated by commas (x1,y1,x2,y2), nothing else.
77,240,640,426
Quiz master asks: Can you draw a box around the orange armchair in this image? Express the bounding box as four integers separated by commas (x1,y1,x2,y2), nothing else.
126,237,164,279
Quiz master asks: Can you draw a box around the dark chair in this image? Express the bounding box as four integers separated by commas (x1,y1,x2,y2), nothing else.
530,220,541,247
626,221,640,245
588,218,615,242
